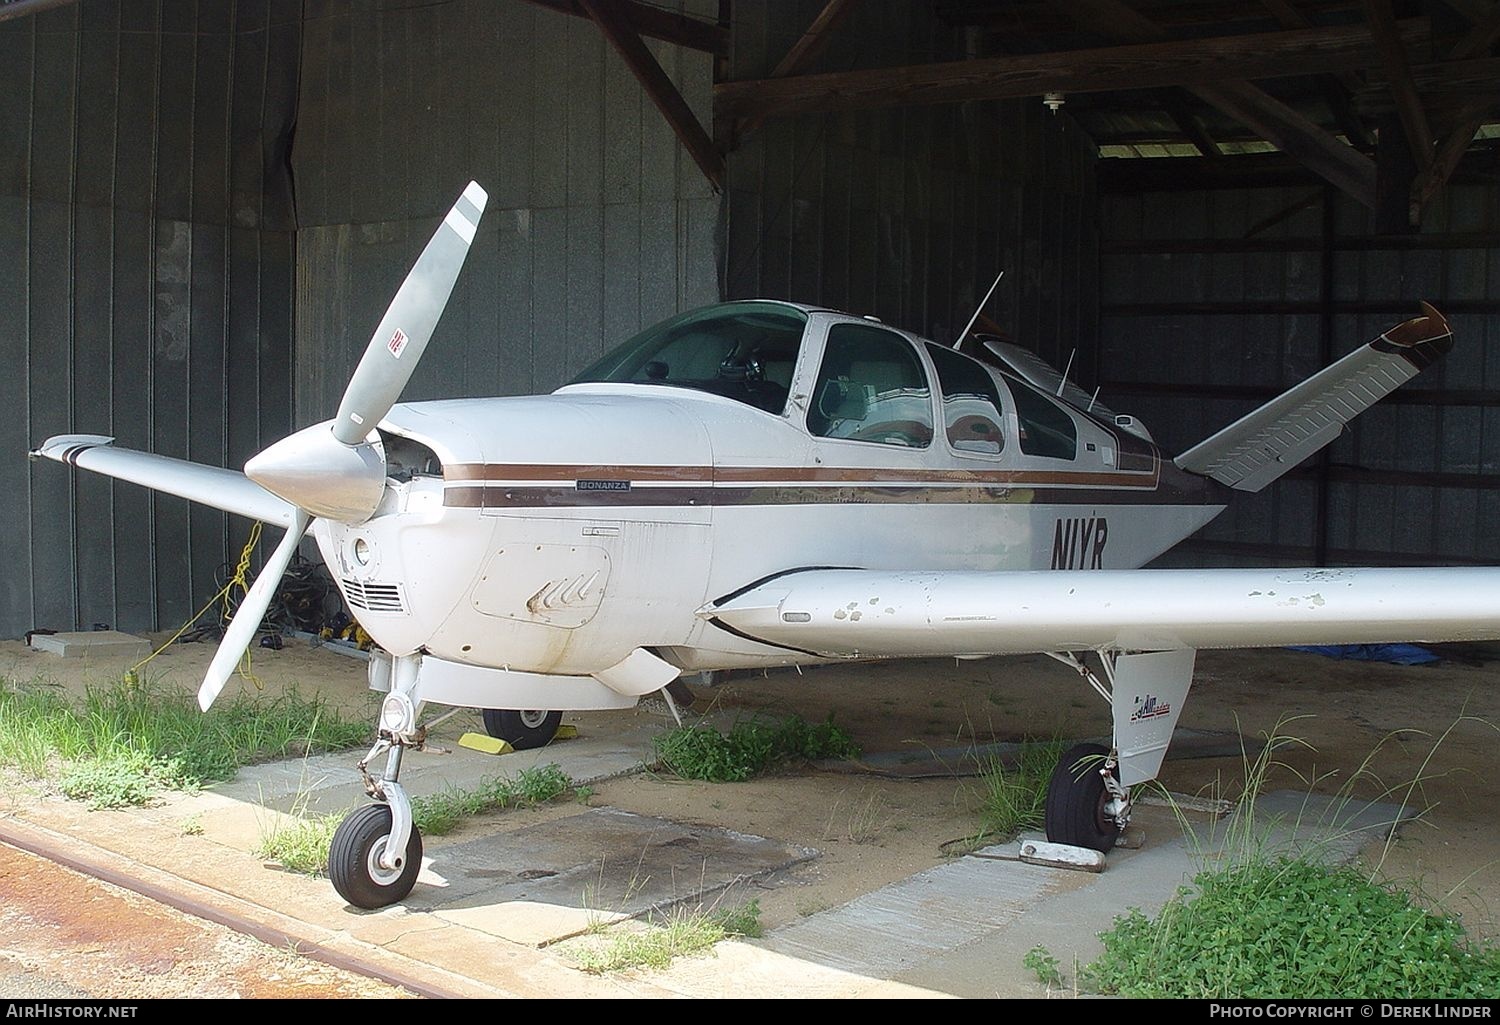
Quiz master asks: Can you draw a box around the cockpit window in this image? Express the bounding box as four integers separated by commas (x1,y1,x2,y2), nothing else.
807,323,933,448
571,302,807,415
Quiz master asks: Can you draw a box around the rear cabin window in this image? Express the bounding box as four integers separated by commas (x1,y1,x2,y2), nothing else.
1009,379,1078,460
926,343,1007,456
807,324,933,448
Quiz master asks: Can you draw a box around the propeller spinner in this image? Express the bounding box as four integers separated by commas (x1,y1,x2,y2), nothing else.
198,181,489,711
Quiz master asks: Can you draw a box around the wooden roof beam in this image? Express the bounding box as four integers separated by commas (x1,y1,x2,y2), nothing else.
714,22,1425,118
516,0,728,56
1054,0,1380,208
1362,0,1434,170
1449,1,1500,58
1412,103,1495,213
732,0,861,146
1256,0,1373,148
579,0,725,191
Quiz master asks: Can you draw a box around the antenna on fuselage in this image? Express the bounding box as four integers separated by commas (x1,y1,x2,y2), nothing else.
952,270,1005,349
1056,349,1076,396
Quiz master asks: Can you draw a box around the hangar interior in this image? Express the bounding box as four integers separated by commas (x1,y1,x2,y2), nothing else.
2,0,1497,640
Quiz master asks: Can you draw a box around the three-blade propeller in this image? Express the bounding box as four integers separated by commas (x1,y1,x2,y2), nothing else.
197,181,489,711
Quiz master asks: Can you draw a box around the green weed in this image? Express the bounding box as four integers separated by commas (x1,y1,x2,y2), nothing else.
256,812,344,876
572,899,762,973
1082,717,1500,998
413,763,578,836
1023,945,1063,987
973,738,1066,842
0,677,370,807
654,715,860,783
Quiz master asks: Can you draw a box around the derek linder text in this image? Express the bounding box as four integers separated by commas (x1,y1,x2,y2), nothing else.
1210,1007,1491,1018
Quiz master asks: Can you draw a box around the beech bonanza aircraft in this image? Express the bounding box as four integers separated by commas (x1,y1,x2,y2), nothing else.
32,181,1500,908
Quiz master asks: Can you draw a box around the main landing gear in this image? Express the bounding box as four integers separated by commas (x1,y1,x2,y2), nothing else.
1039,648,1197,857
1043,742,1130,853
481,707,562,750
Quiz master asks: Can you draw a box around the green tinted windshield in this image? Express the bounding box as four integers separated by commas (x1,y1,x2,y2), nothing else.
571,303,808,415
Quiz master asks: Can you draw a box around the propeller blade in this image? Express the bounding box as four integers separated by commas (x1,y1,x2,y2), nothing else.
332,180,489,446
197,510,312,712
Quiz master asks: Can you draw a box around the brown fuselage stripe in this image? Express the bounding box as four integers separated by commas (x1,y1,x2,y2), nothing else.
444,462,1160,489
443,483,1213,510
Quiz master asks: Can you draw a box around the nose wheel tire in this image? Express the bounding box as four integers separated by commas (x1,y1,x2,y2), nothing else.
329,803,423,909
482,708,563,750
1044,742,1121,853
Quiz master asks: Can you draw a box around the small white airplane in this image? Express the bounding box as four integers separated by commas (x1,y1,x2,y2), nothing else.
32,181,1500,909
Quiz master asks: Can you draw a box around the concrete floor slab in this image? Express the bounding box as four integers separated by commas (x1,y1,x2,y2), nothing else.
410,807,816,946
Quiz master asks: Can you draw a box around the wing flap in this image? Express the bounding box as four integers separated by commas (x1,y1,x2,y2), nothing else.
701,566,1500,657
31,435,297,528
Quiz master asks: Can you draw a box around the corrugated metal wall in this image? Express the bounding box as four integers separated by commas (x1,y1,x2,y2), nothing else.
721,0,1098,366
1,0,300,640
291,0,721,422
1099,181,1500,567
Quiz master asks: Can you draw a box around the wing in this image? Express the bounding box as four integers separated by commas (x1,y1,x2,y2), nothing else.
700,566,1500,658
30,435,297,528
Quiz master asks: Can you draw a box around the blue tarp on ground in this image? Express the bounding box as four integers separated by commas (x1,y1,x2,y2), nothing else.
1286,643,1440,665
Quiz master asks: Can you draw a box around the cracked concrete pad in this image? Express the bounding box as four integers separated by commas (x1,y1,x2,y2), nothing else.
408,807,816,946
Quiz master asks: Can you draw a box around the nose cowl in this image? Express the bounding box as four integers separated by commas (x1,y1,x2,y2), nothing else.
245,421,388,523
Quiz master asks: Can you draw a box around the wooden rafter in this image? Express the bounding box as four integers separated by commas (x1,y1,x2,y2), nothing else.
1449,1,1500,58
733,0,861,146
1411,103,1494,211
715,23,1423,119
1166,102,1222,159
1362,0,1434,170
579,0,725,191
1054,0,1381,209
517,0,727,55
1256,0,1373,148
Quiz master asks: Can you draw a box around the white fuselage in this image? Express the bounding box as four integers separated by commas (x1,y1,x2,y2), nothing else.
313,308,1229,681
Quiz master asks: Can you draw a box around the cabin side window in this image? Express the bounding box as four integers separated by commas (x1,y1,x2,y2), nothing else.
807,324,933,448
1008,378,1079,460
926,343,1008,456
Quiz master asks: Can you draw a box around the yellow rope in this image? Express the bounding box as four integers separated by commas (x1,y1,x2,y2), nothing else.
126,522,267,691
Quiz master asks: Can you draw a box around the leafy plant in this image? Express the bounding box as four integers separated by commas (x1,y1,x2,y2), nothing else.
1023,945,1063,987
654,715,860,783
1087,857,1500,998
1083,716,1500,999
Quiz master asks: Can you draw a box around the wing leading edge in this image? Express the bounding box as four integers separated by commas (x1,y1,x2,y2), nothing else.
701,566,1500,658
30,435,297,528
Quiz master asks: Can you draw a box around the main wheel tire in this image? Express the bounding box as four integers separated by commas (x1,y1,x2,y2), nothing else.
1043,742,1121,853
481,708,562,750
328,804,423,909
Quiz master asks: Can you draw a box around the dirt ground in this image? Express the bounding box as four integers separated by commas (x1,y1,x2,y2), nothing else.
4,633,1500,949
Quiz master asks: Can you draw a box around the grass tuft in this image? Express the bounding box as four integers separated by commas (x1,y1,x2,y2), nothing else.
0,677,371,808
653,714,860,783
572,899,762,974
973,738,1066,842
